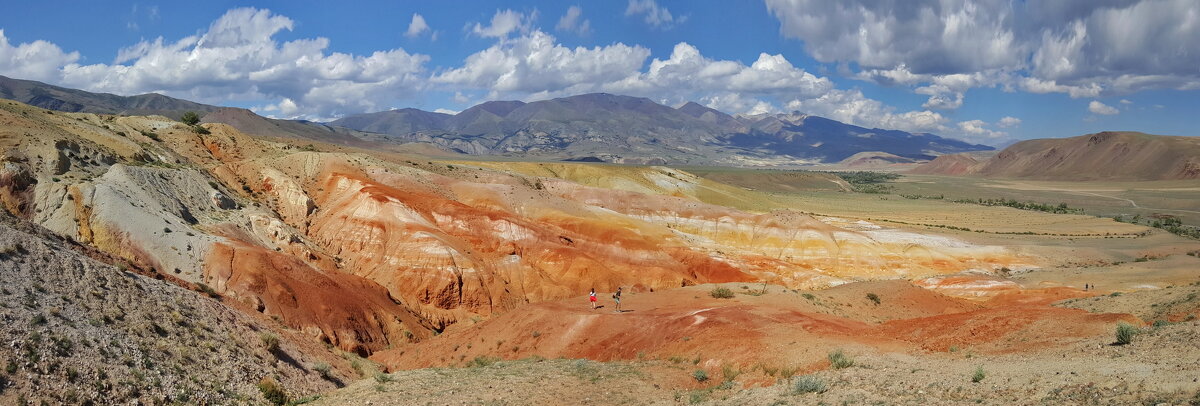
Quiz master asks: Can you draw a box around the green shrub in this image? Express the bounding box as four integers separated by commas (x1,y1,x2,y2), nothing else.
1115,322,1138,345
180,111,200,126
828,350,854,369
193,125,210,135
801,293,816,300
692,369,709,382
792,375,827,394
866,293,881,305
971,366,986,383
260,332,280,353
373,372,393,383
710,287,734,299
257,377,288,405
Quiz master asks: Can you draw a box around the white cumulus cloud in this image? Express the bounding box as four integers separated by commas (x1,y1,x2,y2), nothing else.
470,9,536,39
433,30,648,98
556,6,591,35
1088,100,1119,115
957,119,1007,141
0,30,81,82
765,0,1200,107
405,14,430,38
626,0,685,29
785,89,950,134
996,116,1021,128
0,8,430,120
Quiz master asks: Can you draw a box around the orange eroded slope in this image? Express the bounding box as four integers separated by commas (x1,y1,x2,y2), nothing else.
203,241,433,354
374,281,1131,374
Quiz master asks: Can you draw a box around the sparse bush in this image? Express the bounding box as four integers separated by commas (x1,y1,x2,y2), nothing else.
721,365,741,382
692,369,709,382
866,293,881,305
710,287,734,299
290,395,322,405
193,125,210,135
196,283,219,299
467,355,498,368
792,375,827,394
257,377,288,405
260,332,280,353
971,366,986,383
312,362,331,379
1115,322,1138,345
801,293,816,300
828,350,854,369
374,372,393,383
180,111,200,126
778,366,799,380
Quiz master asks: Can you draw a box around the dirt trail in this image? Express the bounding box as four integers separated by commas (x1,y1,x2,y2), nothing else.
1067,190,1200,214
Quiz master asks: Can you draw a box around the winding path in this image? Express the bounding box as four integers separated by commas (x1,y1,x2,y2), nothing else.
1069,191,1200,214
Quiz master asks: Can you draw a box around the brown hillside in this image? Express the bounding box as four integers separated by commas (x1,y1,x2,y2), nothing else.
908,153,982,175
910,132,1200,180
837,151,919,169
983,132,1199,180
200,107,368,146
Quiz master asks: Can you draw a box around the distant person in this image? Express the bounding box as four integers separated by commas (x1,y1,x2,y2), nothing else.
613,287,623,312
589,288,598,309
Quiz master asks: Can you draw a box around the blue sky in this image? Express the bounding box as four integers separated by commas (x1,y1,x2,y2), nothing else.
1,1,1197,145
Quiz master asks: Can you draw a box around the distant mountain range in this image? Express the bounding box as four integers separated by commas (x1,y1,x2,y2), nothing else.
911,131,1200,180
329,93,993,164
0,74,993,164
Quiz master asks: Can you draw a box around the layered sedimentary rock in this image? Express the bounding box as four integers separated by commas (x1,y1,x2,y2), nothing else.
0,101,431,353
0,99,1022,357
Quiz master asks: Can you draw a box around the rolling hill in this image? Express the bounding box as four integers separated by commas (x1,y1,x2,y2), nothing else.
0,75,218,120
910,131,1200,180
0,75,379,146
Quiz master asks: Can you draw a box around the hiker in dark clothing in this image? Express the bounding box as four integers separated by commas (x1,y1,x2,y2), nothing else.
613,287,623,312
